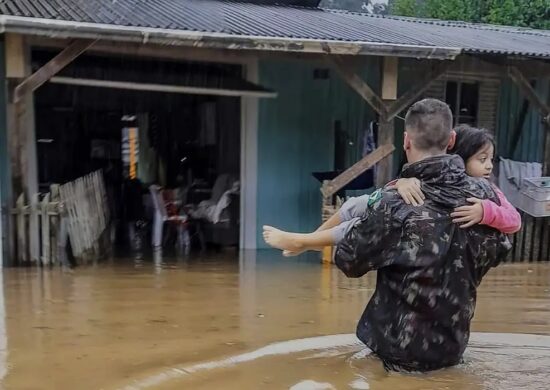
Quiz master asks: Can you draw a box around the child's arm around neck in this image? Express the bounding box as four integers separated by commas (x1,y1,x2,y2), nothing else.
480,185,522,234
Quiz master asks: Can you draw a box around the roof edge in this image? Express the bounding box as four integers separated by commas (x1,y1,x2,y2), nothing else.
0,15,461,60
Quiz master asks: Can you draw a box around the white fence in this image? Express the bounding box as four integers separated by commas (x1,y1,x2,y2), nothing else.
12,171,110,265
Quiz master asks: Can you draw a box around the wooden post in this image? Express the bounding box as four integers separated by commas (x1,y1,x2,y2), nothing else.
382,57,398,100
376,119,395,187
321,194,333,264
6,34,39,201
15,194,26,264
9,38,95,205
50,184,69,267
41,192,51,265
29,193,40,263
377,57,399,187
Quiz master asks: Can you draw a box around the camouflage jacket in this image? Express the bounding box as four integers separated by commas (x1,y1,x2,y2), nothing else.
334,155,512,371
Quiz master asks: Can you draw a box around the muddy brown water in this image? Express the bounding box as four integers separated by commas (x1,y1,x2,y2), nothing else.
0,251,549,389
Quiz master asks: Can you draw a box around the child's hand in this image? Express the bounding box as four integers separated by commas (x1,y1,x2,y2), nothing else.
389,178,425,206
451,198,484,228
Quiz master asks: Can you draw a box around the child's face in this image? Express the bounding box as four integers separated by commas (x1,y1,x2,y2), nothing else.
465,143,494,178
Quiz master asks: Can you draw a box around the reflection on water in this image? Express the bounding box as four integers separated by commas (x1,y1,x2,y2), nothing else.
131,333,550,390
0,251,549,389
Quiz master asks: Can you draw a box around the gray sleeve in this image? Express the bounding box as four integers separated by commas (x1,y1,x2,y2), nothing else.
331,217,361,244
338,194,371,221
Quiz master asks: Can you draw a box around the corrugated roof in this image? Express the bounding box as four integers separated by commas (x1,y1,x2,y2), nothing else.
0,0,549,59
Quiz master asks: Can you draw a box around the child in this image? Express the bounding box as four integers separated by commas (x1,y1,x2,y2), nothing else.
263,126,521,255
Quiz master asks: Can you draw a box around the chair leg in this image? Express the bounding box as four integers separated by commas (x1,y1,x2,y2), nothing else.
177,225,191,255
152,215,163,249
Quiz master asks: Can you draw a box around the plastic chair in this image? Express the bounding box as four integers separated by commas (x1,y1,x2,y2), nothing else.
149,185,190,253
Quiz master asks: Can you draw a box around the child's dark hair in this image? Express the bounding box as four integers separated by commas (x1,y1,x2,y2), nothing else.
449,125,495,162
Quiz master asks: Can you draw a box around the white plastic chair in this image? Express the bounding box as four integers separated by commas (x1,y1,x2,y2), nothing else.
149,185,190,253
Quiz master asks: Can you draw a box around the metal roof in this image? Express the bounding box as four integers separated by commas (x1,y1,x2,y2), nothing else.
0,0,549,59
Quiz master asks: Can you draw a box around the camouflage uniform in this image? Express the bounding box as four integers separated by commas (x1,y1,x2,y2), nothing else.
334,155,512,372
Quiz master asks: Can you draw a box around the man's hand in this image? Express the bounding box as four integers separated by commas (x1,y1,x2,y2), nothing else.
451,198,484,228
388,178,425,206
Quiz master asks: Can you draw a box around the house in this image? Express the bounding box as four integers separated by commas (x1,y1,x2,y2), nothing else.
0,0,549,265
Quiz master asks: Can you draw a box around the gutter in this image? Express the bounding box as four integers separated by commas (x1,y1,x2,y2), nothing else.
0,15,462,60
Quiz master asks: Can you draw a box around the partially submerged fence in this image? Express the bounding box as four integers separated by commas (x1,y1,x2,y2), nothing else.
506,213,550,263
12,170,110,266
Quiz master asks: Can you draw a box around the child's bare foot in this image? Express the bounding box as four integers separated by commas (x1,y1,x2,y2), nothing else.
263,226,304,252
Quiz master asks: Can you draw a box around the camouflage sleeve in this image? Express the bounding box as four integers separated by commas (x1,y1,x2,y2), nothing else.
494,234,513,268
334,190,402,278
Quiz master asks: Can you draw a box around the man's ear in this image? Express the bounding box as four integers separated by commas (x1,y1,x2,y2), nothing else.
447,130,457,151
403,132,412,151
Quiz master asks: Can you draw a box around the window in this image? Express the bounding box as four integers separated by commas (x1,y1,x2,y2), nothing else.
445,81,479,126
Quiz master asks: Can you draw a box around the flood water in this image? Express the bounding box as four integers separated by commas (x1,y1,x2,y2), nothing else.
0,251,549,389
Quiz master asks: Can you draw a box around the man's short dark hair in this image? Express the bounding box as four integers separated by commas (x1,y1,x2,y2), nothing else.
404,99,453,152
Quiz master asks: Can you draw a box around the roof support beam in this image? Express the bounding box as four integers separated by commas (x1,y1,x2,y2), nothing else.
321,144,395,198
327,56,387,117
385,60,451,121
14,39,96,103
507,66,550,125
49,76,277,98
326,56,454,188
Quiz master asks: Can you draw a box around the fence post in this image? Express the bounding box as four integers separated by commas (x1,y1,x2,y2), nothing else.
15,194,26,264
30,193,40,264
41,192,50,265
50,184,60,265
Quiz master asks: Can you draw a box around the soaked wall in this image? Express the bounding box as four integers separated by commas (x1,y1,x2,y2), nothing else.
256,58,380,247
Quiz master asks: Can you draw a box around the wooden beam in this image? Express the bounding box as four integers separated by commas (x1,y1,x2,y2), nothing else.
327,56,387,117
321,144,395,198
5,34,26,78
29,37,256,65
508,66,550,124
49,76,277,98
376,57,399,187
385,61,451,121
14,39,96,103
381,57,398,100
474,55,550,79
376,119,396,188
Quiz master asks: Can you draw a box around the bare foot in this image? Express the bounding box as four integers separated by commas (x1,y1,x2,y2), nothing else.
263,226,304,252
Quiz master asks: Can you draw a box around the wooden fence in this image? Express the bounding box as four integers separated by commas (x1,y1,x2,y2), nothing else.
506,213,550,263
11,170,110,266
59,170,110,262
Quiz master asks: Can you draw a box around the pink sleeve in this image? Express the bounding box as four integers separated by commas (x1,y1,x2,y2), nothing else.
480,187,522,234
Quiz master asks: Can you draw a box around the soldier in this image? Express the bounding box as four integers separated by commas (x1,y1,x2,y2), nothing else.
334,98,512,372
